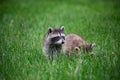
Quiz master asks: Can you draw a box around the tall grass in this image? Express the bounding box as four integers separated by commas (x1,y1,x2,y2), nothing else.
0,0,120,80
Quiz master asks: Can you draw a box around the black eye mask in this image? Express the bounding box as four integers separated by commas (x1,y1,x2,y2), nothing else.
51,36,65,42
51,36,61,42
62,36,65,40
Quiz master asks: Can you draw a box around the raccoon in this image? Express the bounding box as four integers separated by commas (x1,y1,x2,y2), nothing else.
42,26,65,58
62,34,95,55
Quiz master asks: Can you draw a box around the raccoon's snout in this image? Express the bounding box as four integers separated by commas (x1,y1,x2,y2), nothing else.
61,36,65,44
62,41,64,44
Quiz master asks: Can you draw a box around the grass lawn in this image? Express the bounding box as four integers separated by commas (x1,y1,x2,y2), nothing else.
0,0,120,80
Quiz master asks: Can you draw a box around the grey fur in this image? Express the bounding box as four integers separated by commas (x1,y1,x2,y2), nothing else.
42,26,65,58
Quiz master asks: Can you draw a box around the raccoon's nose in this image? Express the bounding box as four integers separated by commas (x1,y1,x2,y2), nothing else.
62,41,64,44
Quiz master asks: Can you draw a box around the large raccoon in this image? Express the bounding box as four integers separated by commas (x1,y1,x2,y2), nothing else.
42,26,65,58
62,34,95,55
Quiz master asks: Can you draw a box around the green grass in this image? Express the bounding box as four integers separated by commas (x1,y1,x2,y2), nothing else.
0,0,120,80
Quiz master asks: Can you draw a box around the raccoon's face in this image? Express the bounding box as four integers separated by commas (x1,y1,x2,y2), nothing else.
47,26,65,45
86,43,96,53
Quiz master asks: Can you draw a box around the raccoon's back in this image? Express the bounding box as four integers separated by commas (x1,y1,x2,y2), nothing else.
62,34,80,53
65,34,86,46
62,34,87,53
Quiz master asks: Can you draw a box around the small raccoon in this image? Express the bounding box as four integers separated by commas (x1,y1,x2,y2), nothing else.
42,26,65,58
62,34,95,55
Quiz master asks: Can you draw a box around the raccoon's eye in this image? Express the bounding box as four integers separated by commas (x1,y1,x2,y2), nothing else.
51,36,60,42
62,36,65,40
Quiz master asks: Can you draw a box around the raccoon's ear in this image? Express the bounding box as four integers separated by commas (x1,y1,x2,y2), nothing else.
60,26,64,31
75,47,80,51
91,43,96,48
48,27,53,33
